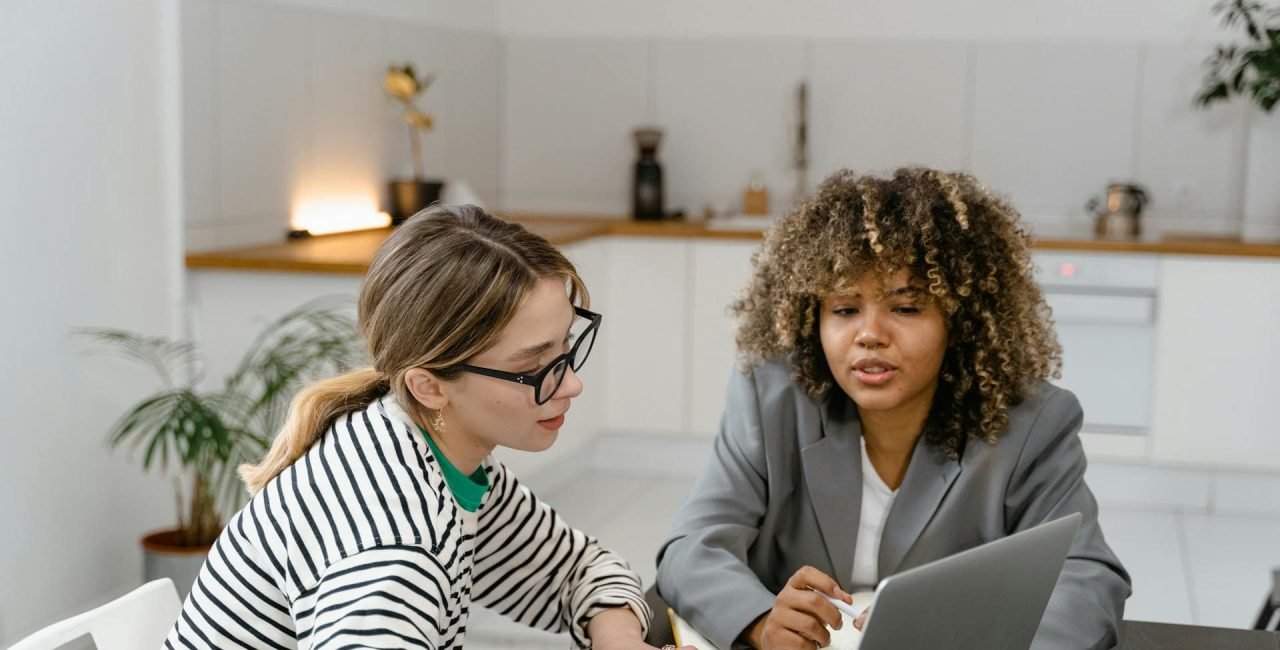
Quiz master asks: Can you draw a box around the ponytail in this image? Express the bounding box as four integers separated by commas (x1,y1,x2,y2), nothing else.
239,367,388,493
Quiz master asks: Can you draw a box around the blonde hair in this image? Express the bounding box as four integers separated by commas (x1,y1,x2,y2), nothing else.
240,205,588,492
734,168,1061,459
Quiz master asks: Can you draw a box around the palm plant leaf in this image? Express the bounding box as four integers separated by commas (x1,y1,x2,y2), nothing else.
82,296,364,545
1200,0,1280,112
106,389,233,473
76,329,199,388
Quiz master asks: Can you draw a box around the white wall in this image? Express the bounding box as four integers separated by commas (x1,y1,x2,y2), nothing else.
496,0,1221,40
489,0,1280,239
497,34,1262,237
0,0,178,643
184,0,1275,248
183,0,501,251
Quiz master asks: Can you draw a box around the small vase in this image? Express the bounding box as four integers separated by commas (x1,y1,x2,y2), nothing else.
388,179,444,226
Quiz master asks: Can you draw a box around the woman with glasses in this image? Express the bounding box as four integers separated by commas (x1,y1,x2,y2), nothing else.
167,205,680,650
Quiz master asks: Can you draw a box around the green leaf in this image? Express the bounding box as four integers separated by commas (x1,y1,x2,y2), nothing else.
81,295,363,537
75,329,198,388
1196,80,1231,107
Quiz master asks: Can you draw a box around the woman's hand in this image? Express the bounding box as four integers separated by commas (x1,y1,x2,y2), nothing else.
587,607,695,650
745,566,852,649
593,642,694,650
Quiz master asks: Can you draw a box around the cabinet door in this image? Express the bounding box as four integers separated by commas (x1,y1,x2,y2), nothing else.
1047,293,1157,432
601,238,691,435
688,241,759,436
1150,257,1280,469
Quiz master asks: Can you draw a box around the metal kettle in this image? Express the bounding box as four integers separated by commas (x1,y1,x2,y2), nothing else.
1087,183,1149,239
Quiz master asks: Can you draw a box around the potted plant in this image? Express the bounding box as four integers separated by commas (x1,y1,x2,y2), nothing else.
80,298,364,596
1197,0,1280,241
384,64,442,225
1196,0,1280,112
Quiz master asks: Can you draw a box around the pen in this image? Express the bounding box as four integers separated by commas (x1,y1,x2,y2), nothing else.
807,587,862,620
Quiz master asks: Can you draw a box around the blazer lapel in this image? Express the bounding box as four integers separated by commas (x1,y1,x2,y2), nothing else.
801,393,862,587
878,439,962,577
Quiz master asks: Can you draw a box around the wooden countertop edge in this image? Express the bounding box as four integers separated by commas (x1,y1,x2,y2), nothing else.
183,254,373,275
185,218,1280,275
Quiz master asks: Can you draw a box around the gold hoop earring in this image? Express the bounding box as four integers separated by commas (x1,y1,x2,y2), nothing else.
431,410,446,434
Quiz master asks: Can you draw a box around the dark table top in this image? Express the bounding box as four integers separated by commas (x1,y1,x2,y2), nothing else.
644,587,1280,649
1117,620,1279,650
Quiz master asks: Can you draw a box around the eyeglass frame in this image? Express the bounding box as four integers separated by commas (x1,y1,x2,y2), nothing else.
455,306,601,405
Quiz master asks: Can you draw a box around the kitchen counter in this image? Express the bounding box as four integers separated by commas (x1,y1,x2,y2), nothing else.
185,214,1280,275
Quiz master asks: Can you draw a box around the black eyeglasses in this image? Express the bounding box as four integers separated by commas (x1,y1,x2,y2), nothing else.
456,306,601,405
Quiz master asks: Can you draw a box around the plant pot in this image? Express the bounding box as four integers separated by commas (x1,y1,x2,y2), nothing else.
388,179,444,226
141,530,211,599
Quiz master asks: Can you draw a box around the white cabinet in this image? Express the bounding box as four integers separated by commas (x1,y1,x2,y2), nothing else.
688,241,759,436
1150,257,1280,470
188,236,1280,473
599,238,691,435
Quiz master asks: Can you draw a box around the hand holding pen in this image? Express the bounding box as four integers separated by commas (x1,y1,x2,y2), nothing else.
743,565,855,649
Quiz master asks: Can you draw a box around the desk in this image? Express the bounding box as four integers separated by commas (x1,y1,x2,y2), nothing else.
643,587,1280,649
1117,620,1279,650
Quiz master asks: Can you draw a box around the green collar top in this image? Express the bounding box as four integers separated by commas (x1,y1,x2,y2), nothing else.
416,425,490,512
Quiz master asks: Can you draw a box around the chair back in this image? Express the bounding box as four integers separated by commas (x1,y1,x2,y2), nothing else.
8,578,181,650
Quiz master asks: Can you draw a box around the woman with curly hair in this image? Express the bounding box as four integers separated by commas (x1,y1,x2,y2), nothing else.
655,168,1130,650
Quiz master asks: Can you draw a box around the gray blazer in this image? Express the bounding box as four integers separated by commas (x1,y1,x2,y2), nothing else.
655,360,1131,650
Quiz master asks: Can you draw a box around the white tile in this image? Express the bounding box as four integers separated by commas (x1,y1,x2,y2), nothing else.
971,43,1140,220
216,1,310,226
381,23,449,181
1086,463,1211,512
603,238,690,434
652,38,806,215
1181,513,1280,628
1135,43,1247,231
1244,109,1280,239
1096,509,1193,624
810,39,970,180
1214,471,1280,517
302,12,388,208
501,37,650,214
440,31,501,199
181,0,219,229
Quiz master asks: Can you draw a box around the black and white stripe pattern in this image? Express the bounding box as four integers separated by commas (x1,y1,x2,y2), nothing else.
165,397,650,649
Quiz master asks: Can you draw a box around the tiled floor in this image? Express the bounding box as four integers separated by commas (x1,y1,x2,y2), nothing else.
466,455,1280,649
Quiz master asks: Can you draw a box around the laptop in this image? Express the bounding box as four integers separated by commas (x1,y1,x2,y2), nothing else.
669,513,1082,650
855,512,1081,649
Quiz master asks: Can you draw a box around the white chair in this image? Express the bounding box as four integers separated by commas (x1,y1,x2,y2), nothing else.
8,578,181,650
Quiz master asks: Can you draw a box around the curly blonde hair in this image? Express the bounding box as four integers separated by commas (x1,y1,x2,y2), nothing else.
733,167,1062,458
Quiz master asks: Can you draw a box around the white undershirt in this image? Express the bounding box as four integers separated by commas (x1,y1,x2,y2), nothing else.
852,436,898,589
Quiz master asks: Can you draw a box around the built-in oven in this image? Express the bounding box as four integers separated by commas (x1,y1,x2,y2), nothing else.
1033,251,1159,434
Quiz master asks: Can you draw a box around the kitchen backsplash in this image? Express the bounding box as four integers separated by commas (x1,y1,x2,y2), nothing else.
182,0,1274,249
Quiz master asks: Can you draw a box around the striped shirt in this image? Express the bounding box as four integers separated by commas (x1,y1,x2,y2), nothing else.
165,396,650,649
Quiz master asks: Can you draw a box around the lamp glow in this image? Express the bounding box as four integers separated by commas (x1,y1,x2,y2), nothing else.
291,198,391,236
